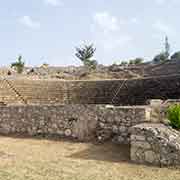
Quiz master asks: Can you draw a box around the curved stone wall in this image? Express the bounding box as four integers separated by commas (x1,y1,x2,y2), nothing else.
2,74,180,105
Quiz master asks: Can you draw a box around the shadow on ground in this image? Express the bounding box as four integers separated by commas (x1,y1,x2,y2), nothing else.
68,142,130,163
0,134,130,163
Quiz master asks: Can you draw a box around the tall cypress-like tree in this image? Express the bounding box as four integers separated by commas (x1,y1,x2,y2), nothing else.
165,36,170,59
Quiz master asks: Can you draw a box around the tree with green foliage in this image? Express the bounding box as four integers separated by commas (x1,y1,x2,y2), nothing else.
75,44,98,70
171,51,180,60
134,58,144,64
153,36,170,63
11,55,25,74
128,58,144,65
153,52,168,63
165,36,170,58
120,61,128,66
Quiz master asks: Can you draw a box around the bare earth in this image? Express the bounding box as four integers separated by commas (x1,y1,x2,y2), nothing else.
0,136,179,180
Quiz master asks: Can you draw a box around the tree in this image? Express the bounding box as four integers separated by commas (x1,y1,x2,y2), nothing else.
153,36,171,63
120,61,128,66
171,51,180,60
75,44,97,70
165,36,170,59
128,58,144,65
134,58,144,64
153,52,167,63
11,55,25,74
129,59,134,65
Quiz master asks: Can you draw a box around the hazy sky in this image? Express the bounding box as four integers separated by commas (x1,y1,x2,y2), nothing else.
0,0,180,66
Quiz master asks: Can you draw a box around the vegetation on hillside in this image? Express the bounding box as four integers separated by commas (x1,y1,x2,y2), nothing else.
167,104,180,130
171,51,180,60
75,44,98,70
153,36,170,63
129,58,144,65
11,55,25,74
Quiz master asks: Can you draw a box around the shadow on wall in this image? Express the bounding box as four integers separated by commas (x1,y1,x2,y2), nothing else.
68,142,130,163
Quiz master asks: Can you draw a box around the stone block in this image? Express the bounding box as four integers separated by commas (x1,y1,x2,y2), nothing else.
131,141,151,149
131,135,145,141
144,150,156,164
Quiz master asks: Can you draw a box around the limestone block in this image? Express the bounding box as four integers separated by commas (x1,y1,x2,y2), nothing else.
144,151,156,164
112,125,118,133
119,126,126,133
131,135,145,141
131,141,151,149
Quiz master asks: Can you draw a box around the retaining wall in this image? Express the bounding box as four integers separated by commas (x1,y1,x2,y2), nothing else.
0,104,151,142
3,74,180,105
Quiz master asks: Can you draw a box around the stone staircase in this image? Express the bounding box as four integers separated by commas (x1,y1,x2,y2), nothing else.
8,79,67,104
0,79,23,104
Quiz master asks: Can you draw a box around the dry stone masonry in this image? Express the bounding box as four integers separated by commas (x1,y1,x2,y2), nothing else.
0,104,150,143
1,74,180,105
96,106,151,144
130,123,180,166
1,74,180,167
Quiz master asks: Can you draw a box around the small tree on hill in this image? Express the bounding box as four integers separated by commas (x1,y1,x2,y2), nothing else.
129,58,144,65
165,36,170,59
153,36,170,63
171,51,180,60
75,44,98,70
120,61,128,66
153,52,168,63
11,55,25,74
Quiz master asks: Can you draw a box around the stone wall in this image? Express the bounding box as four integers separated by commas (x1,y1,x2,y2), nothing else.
96,106,151,144
0,104,151,143
130,123,180,166
53,75,180,105
3,74,180,105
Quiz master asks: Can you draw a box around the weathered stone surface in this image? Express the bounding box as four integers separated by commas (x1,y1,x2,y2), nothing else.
131,135,145,141
144,151,156,163
64,129,72,136
0,104,150,143
96,106,151,144
130,123,180,166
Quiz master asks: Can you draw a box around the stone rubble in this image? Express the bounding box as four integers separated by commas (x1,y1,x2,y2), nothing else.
130,123,180,166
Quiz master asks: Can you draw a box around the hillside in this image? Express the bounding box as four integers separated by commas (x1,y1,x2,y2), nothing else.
0,59,180,80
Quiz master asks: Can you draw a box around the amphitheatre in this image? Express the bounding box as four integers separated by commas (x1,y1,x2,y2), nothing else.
1,59,180,179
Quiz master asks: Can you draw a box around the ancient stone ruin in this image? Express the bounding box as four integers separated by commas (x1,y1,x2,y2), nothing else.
0,75,180,166
131,123,180,166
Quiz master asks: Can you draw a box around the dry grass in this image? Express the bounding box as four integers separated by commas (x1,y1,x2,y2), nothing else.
0,136,179,180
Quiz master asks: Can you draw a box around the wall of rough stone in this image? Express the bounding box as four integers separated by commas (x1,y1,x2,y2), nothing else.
4,74,180,105
96,106,151,144
130,123,180,166
0,104,151,143
57,75,180,105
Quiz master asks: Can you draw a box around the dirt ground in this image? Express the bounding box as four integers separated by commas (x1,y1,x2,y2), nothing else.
0,136,179,180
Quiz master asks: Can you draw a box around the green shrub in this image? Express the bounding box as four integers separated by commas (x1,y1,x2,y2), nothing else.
167,104,180,130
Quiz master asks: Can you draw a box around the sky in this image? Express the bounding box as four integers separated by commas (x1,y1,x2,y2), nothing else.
0,0,180,66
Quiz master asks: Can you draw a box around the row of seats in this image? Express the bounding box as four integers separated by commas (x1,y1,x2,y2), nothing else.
0,79,23,104
7,79,123,105
0,78,126,105
8,79,67,104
